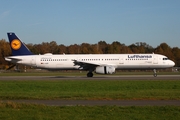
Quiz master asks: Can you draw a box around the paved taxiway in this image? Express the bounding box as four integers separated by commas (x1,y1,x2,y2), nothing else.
1,75,180,106
0,75,180,80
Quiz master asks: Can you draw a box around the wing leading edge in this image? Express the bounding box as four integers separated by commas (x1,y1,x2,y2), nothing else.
73,60,100,70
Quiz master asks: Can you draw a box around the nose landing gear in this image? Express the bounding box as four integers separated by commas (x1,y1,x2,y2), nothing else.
153,69,157,77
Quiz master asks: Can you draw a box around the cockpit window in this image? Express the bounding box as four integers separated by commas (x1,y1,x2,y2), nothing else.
163,58,169,60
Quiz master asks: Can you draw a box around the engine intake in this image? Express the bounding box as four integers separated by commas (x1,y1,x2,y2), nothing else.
95,66,115,74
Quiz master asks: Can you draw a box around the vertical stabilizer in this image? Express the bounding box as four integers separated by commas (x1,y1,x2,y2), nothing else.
7,33,33,56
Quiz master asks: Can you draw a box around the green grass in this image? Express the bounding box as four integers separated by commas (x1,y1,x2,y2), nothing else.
0,80,180,100
0,102,180,120
0,72,179,119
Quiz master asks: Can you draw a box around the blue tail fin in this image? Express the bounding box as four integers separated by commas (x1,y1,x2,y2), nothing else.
7,33,33,56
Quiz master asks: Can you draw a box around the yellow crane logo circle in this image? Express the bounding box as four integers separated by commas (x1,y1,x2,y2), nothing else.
11,39,21,50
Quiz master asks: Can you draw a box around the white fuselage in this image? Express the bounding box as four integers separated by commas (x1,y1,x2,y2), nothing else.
5,53,175,70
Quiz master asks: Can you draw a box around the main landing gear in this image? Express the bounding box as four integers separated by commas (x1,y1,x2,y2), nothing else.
87,72,93,77
153,69,157,77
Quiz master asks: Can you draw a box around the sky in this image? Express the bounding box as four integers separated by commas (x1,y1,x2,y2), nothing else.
0,0,180,48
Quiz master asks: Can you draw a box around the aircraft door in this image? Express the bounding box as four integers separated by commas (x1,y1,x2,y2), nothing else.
119,58,124,64
78,57,81,61
31,56,36,66
153,55,158,64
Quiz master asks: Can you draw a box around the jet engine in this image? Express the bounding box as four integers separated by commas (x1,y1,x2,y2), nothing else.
95,66,115,74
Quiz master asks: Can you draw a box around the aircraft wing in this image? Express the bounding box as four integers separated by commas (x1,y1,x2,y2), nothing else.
73,60,116,70
73,60,100,70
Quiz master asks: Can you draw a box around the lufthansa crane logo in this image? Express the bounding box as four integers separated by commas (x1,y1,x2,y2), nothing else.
11,39,21,50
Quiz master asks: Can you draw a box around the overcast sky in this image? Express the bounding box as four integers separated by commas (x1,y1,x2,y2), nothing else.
0,0,180,48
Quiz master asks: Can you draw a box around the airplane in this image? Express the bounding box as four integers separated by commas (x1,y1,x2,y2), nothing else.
5,32,175,77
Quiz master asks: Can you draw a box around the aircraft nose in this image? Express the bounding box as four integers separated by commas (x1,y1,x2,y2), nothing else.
170,60,175,67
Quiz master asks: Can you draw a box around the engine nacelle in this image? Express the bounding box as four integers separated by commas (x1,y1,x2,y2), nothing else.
95,66,115,74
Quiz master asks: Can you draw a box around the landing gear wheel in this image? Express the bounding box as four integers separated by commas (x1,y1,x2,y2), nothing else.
153,73,157,77
153,69,157,77
87,72,93,77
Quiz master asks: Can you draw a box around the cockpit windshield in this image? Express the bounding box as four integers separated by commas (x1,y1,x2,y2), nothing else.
163,58,169,60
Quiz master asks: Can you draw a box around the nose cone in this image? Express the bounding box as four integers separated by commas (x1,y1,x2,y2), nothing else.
170,60,175,67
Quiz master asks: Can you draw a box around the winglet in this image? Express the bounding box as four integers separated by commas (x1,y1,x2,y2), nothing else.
7,33,33,56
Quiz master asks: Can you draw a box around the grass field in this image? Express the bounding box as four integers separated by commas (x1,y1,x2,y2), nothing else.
0,80,180,100
0,102,180,120
0,71,180,119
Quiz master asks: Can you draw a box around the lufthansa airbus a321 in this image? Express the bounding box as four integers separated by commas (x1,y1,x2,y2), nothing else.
5,33,175,77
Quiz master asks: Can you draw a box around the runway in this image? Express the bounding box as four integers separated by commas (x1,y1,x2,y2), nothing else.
0,75,180,80
1,75,180,106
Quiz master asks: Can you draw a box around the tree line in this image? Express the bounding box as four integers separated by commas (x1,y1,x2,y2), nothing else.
0,39,180,69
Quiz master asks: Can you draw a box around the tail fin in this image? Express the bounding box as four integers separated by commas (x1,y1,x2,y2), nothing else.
7,33,33,56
